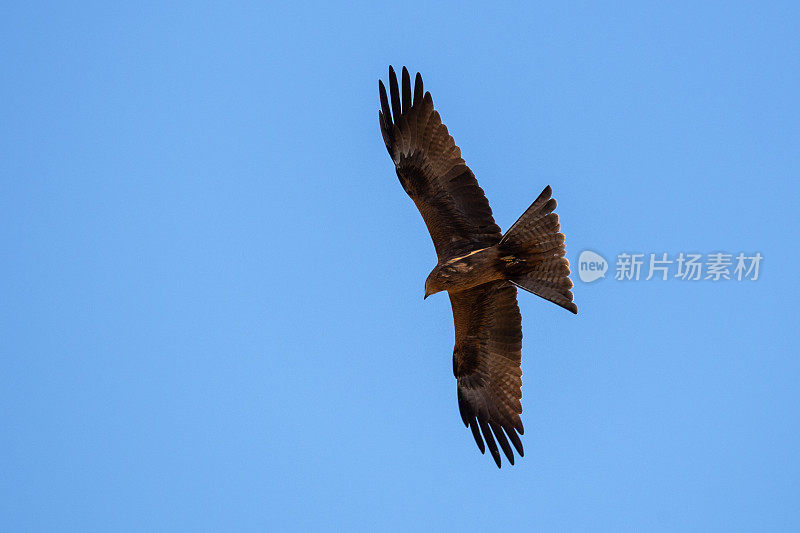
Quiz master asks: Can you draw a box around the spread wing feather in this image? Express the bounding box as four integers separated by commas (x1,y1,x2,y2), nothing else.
379,66,502,259
451,281,524,467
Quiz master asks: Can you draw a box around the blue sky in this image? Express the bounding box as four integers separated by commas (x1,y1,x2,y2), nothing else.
2,1,799,531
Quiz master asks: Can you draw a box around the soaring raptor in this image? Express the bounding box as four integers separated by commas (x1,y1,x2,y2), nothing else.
379,66,577,468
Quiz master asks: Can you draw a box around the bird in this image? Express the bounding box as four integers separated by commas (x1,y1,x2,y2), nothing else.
378,66,577,468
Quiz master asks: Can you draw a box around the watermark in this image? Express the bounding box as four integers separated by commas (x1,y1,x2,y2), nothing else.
577,250,762,283
577,250,608,283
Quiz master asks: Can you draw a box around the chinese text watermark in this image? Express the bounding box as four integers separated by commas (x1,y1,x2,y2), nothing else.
578,250,762,283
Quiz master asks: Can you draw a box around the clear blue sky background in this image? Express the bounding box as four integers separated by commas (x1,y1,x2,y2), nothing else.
2,2,799,531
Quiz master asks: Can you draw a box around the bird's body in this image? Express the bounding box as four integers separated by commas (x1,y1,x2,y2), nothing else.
379,67,577,467
425,246,503,297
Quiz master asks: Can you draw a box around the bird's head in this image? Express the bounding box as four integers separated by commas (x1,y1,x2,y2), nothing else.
424,267,447,299
423,278,435,299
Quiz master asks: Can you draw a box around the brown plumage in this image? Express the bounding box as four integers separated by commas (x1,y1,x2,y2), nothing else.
379,66,577,468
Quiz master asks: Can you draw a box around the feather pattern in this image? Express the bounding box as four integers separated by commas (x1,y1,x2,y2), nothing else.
378,66,502,260
451,281,524,467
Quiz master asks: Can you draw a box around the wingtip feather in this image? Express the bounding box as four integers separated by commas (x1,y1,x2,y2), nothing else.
401,66,411,114
388,66,402,125
469,419,486,454
379,79,392,125
479,419,502,468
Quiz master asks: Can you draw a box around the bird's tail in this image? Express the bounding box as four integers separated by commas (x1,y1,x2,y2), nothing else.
498,186,577,314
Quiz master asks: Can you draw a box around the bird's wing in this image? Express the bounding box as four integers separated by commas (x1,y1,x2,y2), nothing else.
450,280,524,468
379,66,502,260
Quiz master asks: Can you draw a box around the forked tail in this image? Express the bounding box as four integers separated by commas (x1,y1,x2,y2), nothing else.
499,186,578,314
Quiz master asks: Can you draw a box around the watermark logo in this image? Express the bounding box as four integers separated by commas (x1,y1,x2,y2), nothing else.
578,250,608,283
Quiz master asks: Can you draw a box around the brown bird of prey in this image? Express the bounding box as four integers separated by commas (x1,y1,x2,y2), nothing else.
378,66,577,468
